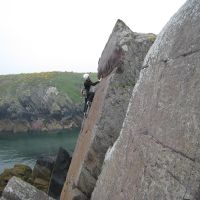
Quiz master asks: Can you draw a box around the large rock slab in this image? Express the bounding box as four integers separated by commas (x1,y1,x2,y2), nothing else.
48,147,71,199
1,176,54,200
61,20,155,200
91,0,200,200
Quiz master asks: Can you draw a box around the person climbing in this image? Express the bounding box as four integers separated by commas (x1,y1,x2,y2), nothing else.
82,73,100,116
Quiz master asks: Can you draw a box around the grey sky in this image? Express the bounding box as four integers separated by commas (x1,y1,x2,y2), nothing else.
0,0,186,75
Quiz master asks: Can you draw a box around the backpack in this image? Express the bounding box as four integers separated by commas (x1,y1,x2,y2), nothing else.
89,86,96,93
81,88,87,97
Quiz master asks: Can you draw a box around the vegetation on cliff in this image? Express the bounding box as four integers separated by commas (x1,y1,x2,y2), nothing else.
0,71,97,103
0,71,97,133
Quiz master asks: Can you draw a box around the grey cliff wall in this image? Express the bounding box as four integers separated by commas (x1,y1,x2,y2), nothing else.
92,0,200,199
61,20,155,200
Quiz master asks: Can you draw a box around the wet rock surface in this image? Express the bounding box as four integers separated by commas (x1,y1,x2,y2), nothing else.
91,0,200,199
61,19,155,200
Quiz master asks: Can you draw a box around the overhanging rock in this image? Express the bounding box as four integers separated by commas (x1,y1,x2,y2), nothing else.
91,0,200,199
61,19,155,200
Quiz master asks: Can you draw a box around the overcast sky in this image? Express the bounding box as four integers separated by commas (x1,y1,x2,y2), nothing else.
0,0,186,75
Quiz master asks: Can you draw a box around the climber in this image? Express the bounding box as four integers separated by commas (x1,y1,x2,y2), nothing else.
81,73,100,116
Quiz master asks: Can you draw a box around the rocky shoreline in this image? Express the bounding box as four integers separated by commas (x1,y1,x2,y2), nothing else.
0,117,81,134
0,147,71,199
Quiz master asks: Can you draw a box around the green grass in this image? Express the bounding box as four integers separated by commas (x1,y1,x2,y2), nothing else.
0,71,98,103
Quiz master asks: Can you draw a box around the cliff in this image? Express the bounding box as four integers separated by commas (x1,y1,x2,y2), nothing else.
92,0,200,199
0,72,95,133
61,20,155,199
2,0,199,199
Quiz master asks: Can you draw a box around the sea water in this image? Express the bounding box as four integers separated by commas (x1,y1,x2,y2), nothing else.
0,129,80,173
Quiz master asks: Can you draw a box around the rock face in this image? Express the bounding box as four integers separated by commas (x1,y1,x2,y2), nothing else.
48,147,71,199
91,0,200,199
61,20,155,199
97,20,156,79
0,176,54,200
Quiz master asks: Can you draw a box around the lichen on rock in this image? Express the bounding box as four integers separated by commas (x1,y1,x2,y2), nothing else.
0,164,32,196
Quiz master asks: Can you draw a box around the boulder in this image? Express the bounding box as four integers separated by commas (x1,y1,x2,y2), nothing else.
1,176,54,200
48,147,71,199
34,156,55,172
33,178,49,192
91,0,200,199
61,19,155,200
0,164,32,196
32,156,55,192
32,166,52,182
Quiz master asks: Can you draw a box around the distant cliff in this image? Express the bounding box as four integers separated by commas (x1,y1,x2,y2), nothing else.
0,72,96,133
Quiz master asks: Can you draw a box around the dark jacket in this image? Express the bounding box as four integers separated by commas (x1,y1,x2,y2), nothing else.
84,78,99,94
83,78,99,113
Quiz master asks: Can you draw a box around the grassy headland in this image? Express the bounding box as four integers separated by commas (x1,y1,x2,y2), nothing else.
0,71,98,103
0,71,98,133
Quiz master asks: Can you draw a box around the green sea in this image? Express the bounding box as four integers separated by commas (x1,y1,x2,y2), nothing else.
0,129,80,173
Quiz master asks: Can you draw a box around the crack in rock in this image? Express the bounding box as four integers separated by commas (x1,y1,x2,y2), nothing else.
138,131,196,163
